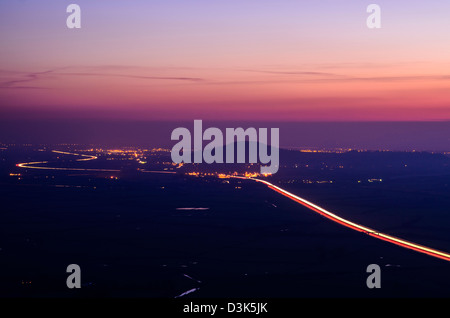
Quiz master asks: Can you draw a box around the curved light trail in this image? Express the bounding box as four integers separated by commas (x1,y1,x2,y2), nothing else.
16,150,450,263
17,150,120,172
235,176,450,262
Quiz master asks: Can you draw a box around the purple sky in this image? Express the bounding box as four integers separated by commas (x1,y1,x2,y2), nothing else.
1,1,450,121
1,1,450,148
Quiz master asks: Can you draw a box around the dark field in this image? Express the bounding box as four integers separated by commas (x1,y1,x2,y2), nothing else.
0,146,449,298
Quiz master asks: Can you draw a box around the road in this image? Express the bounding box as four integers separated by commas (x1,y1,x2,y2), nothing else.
16,150,450,262
17,150,120,172
235,176,450,262
17,150,175,174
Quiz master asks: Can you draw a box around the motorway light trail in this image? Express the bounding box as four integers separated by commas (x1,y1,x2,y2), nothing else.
16,151,177,174
17,150,120,172
15,148,450,262
141,170,177,174
234,176,450,262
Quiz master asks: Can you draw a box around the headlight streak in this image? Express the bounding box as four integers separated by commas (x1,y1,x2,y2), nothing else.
17,150,119,172
234,176,450,262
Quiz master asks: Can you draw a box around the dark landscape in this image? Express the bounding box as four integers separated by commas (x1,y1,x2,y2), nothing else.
1,144,449,298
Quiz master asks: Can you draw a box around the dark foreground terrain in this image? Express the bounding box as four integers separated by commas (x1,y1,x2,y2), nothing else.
0,145,449,298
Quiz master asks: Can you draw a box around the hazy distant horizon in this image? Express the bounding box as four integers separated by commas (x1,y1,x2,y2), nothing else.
2,1,450,122
2,1,450,151
1,119,449,152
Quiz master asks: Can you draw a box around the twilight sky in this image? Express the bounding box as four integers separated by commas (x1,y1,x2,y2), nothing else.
1,0,450,121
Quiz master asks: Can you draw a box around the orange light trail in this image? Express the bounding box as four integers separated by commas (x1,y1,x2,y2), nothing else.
234,176,450,262
17,150,120,172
